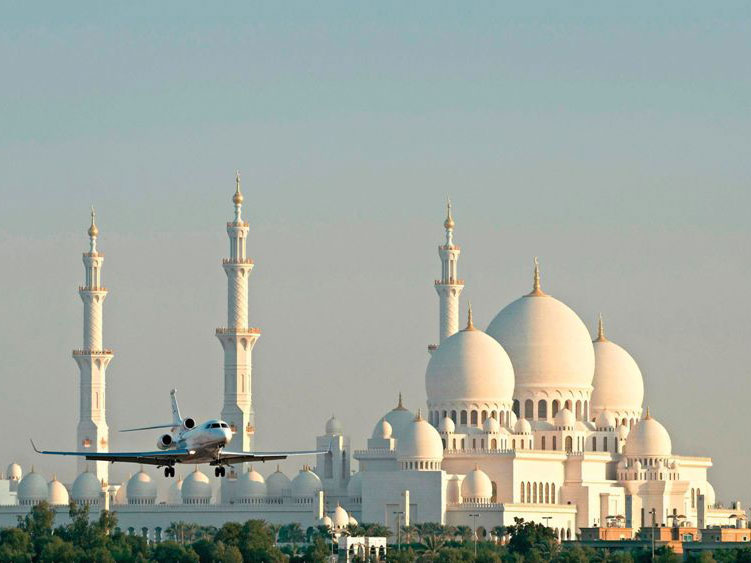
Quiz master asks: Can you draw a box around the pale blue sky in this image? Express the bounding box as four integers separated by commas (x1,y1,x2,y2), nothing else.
1,2,750,503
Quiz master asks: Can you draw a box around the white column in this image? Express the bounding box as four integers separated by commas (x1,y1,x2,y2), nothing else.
433,201,464,346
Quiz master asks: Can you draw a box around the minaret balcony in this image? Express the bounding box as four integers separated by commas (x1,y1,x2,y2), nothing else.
73,348,114,356
434,279,464,286
226,221,250,228
222,258,254,265
79,285,108,292
83,252,103,258
215,327,261,335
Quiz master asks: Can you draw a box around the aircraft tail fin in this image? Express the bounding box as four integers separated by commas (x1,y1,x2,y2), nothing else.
170,388,182,426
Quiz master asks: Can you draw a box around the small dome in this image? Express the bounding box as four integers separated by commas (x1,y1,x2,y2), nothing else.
461,466,493,502
48,477,70,506
374,394,415,439
396,412,444,464
426,325,515,406
371,418,392,440
182,468,212,504
266,466,291,497
349,515,358,526
624,412,672,457
325,415,343,436
127,470,157,504
18,468,47,505
486,277,595,393
114,479,128,505
6,463,22,481
617,424,630,440
319,515,333,528
167,476,183,504
72,470,101,504
291,467,322,498
347,472,362,499
483,417,501,433
332,504,350,529
514,418,532,434
595,410,617,430
235,468,267,501
591,330,644,415
439,417,456,433
554,408,576,429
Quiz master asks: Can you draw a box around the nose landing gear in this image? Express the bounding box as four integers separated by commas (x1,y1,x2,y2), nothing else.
214,466,226,478
164,466,175,478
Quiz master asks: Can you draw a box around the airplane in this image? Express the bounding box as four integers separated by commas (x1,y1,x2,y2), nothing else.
32,389,328,478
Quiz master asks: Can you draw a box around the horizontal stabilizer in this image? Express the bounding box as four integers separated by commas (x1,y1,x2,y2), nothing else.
119,423,176,433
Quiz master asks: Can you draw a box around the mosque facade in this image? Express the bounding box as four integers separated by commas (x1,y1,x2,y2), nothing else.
0,179,743,541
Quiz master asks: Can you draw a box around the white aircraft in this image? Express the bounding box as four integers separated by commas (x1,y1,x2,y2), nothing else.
32,389,327,478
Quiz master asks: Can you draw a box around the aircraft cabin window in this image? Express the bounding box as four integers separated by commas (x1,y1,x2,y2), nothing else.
220,423,229,428
211,423,220,428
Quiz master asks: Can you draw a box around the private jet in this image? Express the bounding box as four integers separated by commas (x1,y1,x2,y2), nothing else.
32,389,327,478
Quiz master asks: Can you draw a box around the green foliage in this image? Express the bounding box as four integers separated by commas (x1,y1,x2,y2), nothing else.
505,518,558,557
0,527,33,562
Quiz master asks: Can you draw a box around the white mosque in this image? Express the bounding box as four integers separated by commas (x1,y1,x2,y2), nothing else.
0,178,743,541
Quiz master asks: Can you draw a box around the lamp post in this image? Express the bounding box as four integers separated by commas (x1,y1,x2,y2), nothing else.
469,513,480,557
650,508,657,562
394,512,404,551
542,516,552,528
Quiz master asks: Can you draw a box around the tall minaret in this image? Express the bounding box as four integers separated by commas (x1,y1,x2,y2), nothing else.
72,208,113,483
431,200,464,350
216,171,259,455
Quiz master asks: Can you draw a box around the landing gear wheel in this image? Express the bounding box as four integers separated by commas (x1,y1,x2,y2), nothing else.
164,467,175,478
214,466,226,478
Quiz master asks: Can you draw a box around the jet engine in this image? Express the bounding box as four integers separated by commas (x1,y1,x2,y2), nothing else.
182,417,196,430
157,434,173,450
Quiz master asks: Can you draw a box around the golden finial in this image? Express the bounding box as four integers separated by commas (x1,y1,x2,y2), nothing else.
644,407,651,420
465,302,475,331
595,314,607,342
88,206,99,237
233,170,244,205
415,408,423,422
528,257,545,296
444,198,455,230
395,392,407,411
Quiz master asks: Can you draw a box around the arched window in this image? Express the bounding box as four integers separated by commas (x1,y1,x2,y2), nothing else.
524,399,534,419
545,483,550,503
481,439,485,449
451,410,457,423
442,439,446,449
513,400,520,417
491,482,497,503
491,410,497,420
592,437,597,451
604,437,608,451
472,439,476,449
499,411,505,426
551,485,556,504
575,400,582,420
538,400,548,420
552,436,557,450
583,400,588,420
512,439,516,449
461,439,465,449
452,438,456,449
565,436,573,453
533,482,537,503
526,482,531,503
691,488,695,508
552,400,560,417
471,410,478,425
520,482,525,503
442,410,447,419
461,411,468,425
565,399,572,410
541,436,546,450
481,410,488,423
520,440,525,450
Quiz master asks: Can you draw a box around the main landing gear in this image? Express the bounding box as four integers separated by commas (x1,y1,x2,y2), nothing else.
214,466,226,478
164,466,175,478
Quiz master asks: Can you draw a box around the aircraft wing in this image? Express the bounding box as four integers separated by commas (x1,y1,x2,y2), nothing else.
216,447,328,465
31,441,194,466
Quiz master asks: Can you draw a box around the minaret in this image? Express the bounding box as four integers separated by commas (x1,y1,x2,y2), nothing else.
431,199,464,349
216,171,259,455
72,208,113,484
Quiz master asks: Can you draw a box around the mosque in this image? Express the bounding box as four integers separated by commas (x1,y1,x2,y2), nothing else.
0,176,744,542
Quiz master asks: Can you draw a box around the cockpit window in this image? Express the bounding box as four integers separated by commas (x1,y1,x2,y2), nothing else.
220,423,229,428
210,423,221,428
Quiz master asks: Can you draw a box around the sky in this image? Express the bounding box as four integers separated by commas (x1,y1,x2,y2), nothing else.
0,2,750,504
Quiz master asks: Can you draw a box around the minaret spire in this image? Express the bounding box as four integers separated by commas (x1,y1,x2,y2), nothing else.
432,199,465,350
465,302,475,331
74,208,113,484
217,172,259,465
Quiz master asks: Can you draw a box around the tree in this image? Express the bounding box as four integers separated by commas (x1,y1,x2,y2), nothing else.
455,525,473,543
401,525,418,545
419,534,446,561
278,522,305,544
0,527,33,562
17,501,55,559
505,517,557,556
151,540,199,563
490,526,506,544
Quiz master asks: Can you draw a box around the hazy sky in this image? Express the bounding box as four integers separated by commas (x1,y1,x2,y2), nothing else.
1,3,750,504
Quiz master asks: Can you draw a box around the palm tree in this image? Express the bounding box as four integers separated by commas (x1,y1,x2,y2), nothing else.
455,525,473,543
267,523,281,544
419,535,445,561
491,525,506,544
401,525,417,544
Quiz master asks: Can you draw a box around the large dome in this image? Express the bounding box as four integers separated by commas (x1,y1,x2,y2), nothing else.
426,315,515,406
182,468,212,504
18,468,47,505
127,470,157,504
291,467,322,498
486,265,594,393
235,468,267,501
461,466,493,502
591,321,644,415
396,412,444,465
48,477,70,506
624,412,672,457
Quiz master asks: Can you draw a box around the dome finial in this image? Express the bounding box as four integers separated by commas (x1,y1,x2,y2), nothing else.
415,408,423,422
528,257,545,296
444,198,455,230
87,206,99,251
595,313,607,342
644,406,651,420
395,392,406,410
465,302,475,331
